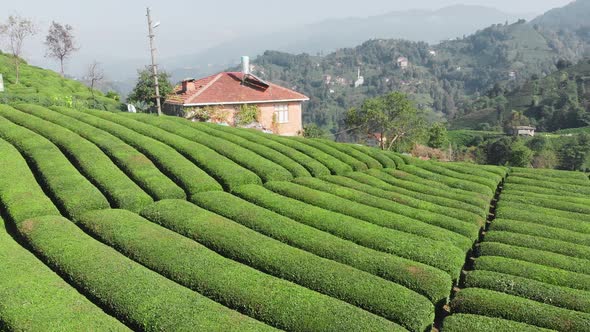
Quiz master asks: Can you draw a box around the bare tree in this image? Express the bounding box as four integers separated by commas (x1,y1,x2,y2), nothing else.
85,61,104,107
0,15,37,84
45,21,78,76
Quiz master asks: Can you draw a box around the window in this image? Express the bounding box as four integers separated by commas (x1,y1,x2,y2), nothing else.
274,104,289,124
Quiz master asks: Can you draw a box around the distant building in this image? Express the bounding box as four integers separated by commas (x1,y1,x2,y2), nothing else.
509,71,517,80
397,56,409,69
164,57,309,136
354,68,364,88
428,50,437,57
511,126,536,137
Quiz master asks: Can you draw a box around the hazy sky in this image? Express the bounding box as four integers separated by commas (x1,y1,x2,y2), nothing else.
2,0,573,75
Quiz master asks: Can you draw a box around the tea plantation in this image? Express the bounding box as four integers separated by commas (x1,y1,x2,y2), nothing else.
0,102,589,331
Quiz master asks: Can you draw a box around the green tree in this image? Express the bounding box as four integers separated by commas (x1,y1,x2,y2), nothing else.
302,124,327,139
427,123,448,149
345,92,427,151
235,104,260,126
559,133,590,171
508,141,533,167
128,67,173,113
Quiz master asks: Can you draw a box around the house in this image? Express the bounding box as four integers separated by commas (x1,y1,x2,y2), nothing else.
512,126,536,137
397,56,409,69
164,57,309,136
354,68,364,88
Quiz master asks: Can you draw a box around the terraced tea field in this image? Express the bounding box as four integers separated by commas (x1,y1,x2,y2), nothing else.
0,103,588,331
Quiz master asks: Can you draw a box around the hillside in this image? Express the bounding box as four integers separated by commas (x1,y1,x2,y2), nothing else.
0,100,588,330
0,52,122,112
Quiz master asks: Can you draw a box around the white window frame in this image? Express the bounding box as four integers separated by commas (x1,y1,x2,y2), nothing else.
274,104,289,124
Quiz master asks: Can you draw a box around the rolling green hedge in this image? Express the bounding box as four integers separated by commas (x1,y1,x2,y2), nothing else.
496,201,590,224
233,184,466,279
433,162,506,182
257,133,353,175
289,137,368,171
264,181,473,252
18,105,184,200
0,112,109,219
384,152,406,167
484,231,590,261
501,192,590,215
397,165,493,197
0,218,128,331
503,185,590,207
506,176,590,196
141,200,433,331
0,105,152,213
495,203,590,235
510,166,589,182
86,110,261,191
490,219,590,247
51,106,222,196
349,171,487,216
412,160,500,191
127,114,293,182
349,144,397,168
443,314,556,332
319,175,484,226
0,138,60,222
450,288,590,332
464,270,590,314
197,123,331,177
17,215,269,331
79,209,404,332
191,190,451,305
474,256,590,291
509,171,588,186
173,120,310,178
478,241,590,276
378,169,489,209
452,163,509,178
292,177,480,239
309,138,382,170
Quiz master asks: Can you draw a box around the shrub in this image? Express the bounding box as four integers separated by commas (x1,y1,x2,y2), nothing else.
292,177,481,239
384,152,406,167
464,270,590,314
450,288,590,332
503,185,590,207
0,110,109,219
233,184,466,279
349,144,397,168
141,200,433,332
413,160,500,191
495,203,590,235
397,165,493,197
0,218,127,331
474,256,590,291
17,215,268,331
352,170,488,215
198,123,331,177
320,175,485,225
51,106,222,195
444,314,557,332
16,105,185,200
174,120,310,178
264,181,474,252
507,176,590,196
127,114,293,182
497,201,590,223
310,139,383,169
484,231,590,260
1,105,153,213
490,218,590,247
434,162,507,181
290,137,368,171
191,190,452,305
0,138,60,222
510,170,588,186
509,166,588,181
478,241,590,275
84,109,258,191
501,192,590,215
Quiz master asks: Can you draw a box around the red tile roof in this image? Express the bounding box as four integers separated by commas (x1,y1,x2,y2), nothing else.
166,72,309,106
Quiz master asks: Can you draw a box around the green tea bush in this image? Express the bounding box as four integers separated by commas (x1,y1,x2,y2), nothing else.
52,107,222,195
510,166,589,181
412,160,500,191
398,165,493,197
290,137,368,171
309,138,383,169
80,209,404,332
510,171,589,186
127,114,293,182
87,111,261,191
450,288,590,331
464,270,590,314
292,177,480,239
233,184,466,279
141,200,434,332
17,215,269,331
490,219,590,247
443,314,556,332
264,181,473,251
484,231,590,260
507,176,590,196
191,190,452,304
349,144,397,168
18,105,185,200
501,192,590,215
0,106,152,213
0,111,109,219
495,203,590,234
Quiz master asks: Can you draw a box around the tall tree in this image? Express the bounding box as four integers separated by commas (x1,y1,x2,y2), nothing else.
85,61,104,107
127,67,173,113
45,21,78,76
0,15,36,84
345,92,427,151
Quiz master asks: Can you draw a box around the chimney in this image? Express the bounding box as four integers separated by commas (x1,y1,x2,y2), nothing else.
181,78,193,93
241,56,250,76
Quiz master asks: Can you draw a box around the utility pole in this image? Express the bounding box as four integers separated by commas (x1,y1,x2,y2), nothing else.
146,7,162,116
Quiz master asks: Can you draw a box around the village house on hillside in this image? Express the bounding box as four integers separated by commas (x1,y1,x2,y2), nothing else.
164,57,309,136
511,126,536,137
